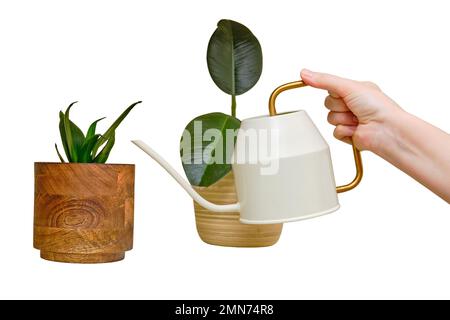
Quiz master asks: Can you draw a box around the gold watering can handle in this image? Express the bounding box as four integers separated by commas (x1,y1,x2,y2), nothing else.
269,80,363,193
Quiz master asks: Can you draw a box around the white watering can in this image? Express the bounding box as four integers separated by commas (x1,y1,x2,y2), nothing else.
133,81,363,224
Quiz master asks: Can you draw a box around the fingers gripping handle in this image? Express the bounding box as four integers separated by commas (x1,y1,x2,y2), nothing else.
268,80,363,193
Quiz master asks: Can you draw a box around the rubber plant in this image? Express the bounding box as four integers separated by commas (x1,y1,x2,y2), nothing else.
180,19,263,186
55,101,141,163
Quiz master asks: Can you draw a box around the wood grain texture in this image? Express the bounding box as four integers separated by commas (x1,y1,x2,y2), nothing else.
193,172,283,247
34,163,135,263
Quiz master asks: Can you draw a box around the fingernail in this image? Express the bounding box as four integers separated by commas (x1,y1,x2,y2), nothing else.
301,68,314,78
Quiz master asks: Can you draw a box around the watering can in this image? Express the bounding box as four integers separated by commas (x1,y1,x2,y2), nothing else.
133,81,363,224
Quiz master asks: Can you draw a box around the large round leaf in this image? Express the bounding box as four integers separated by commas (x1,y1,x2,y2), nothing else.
207,19,263,96
180,112,241,187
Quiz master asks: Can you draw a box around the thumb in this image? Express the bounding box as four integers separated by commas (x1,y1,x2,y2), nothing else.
300,69,358,97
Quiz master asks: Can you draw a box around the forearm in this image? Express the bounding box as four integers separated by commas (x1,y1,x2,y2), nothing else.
374,109,450,203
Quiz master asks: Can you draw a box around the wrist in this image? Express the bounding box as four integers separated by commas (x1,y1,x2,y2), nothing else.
368,105,450,203
368,106,410,157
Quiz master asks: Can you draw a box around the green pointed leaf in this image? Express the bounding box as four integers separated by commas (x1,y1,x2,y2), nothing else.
94,132,115,163
63,102,76,161
86,117,105,140
80,134,101,163
59,111,71,162
92,101,141,156
70,123,85,161
207,19,263,96
63,102,86,162
180,112,240,187
59,109,85,162
55,143,65,163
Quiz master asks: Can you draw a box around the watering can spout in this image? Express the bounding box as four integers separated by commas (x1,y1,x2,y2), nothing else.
132,140,241,213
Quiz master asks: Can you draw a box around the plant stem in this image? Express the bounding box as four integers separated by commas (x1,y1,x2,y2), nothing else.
231,95,236,117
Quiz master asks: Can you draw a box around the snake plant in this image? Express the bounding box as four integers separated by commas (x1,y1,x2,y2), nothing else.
55,101,141,163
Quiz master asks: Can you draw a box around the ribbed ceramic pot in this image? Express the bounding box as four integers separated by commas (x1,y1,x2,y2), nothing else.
33,162,135,263
193,172,283,247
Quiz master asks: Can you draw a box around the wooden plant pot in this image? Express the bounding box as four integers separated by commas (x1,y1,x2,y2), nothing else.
193,172,283,247
33,163,135,263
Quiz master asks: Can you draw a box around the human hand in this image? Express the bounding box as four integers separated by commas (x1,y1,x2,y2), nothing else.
300,69,403,153
301,69,450,202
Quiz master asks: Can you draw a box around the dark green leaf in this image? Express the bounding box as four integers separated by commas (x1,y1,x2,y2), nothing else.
92,101,141,156
207,19,263,96
63,102,77,161
80,134,101,163
59,111,71,162
59,111,86,162
55,143,65,163
180,112,240,187
94,132,115,163
86,117,105,140
63,102,85,162
70,123,85,162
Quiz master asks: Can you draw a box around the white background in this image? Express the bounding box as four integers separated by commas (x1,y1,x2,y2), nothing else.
0,0,449,299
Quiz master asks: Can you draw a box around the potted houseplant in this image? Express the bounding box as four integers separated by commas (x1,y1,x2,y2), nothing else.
34,101,141,263
180,19,283,247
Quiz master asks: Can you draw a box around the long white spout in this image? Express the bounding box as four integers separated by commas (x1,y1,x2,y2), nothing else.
132,140,240,213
